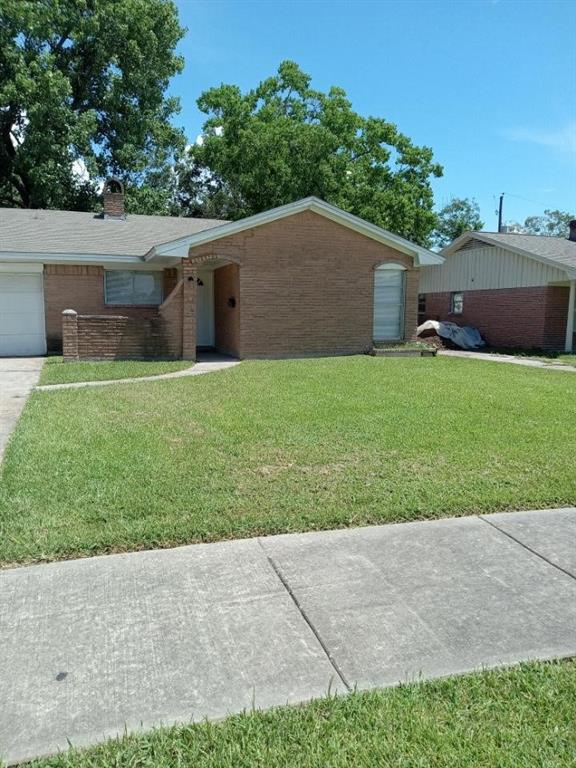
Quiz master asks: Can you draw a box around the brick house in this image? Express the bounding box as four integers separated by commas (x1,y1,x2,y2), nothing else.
0,181,442,360
419,225,576,351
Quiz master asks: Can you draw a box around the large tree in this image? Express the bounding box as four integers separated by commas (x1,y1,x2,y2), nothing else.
179,61,443,245
432,197,484,248
0,0,185,211
523,209,574,238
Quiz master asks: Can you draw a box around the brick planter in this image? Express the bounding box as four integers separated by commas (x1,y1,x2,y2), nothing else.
371,348,437,358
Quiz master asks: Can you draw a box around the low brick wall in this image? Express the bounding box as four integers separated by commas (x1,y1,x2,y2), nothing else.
62,310,182,362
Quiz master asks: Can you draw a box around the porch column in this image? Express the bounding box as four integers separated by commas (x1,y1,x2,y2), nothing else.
181,258,197,360
565,279,575,353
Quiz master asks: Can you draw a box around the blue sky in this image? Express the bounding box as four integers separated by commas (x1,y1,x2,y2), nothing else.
171,0,575,229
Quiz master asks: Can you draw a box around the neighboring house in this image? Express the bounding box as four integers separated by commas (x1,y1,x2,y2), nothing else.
0,181,442,360
419,224,576,351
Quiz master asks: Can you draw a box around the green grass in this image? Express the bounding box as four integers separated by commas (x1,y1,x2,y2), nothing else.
1,356,575,565
22,660,576,767
39,356,192,385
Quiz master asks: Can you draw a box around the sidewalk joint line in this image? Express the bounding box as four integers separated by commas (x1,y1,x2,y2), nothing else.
258,540,351,691
479,516,576,582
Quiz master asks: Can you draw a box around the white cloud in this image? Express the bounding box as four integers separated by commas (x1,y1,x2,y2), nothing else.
506,121,576,156
194,125,223,147
71,158,90,182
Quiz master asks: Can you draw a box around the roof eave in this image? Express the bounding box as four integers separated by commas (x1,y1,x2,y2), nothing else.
0,250,147,265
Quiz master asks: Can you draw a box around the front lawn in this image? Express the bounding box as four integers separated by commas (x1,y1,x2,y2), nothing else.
39,356,192,385
23,660,576,767
1,356,575,565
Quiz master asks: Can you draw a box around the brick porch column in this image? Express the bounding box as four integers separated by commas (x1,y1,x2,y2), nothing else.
181,258,197,360
62,309,79,361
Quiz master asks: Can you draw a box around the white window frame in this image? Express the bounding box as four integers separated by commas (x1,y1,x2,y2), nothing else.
451,291,464,315
373,262,407,342
104,270,163,306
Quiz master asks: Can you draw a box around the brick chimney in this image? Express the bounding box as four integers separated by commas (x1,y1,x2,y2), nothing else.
102,177,125,219
569,220,576,242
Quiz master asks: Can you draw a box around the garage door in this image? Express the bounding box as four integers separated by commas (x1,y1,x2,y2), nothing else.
0,272,46,356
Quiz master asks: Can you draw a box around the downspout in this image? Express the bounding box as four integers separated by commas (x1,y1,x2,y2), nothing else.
565,279,575,353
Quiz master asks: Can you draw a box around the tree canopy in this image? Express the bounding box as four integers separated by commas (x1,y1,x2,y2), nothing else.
523,209,574,238
0,0,185,211
432,197,484,248
180,61,443,245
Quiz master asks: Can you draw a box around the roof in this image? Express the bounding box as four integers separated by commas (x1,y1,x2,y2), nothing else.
148,197,443,267
0,208,226,261
442,231,576,276
0,198,443,267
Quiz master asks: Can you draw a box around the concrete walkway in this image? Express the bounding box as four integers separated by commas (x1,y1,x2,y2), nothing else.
439,349,576,372
1,507,575,764
0,357,44,461
35,354,240,392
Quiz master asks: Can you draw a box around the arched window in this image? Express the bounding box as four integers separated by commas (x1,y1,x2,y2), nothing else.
373,263,406,341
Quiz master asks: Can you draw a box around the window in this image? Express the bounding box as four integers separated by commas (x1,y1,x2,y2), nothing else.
418,293,426,314
451,291,464,315
373,263,406,341
104,271,162,305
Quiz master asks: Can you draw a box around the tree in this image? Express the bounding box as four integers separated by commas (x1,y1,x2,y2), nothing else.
180,61,443,245
432,197,484,248
523,209,574,238
0,0,185,211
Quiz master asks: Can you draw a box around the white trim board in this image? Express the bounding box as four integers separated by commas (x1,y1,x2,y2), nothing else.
0,262,44,273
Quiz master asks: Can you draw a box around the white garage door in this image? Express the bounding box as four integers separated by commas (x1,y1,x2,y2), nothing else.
0,271,46,356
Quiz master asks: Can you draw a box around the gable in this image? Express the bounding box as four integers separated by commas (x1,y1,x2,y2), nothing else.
148,197,443,267
188,210,416,269
420,241,569,293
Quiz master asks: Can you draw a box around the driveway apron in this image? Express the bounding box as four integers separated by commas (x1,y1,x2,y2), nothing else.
0,357,44,462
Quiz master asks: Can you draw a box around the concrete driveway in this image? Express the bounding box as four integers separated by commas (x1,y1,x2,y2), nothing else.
1,507,575,764
0,357,44,461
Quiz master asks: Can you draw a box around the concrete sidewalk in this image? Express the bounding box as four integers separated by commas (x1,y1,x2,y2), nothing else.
439,349,576,372
0,357,44,462
35,353,240,391
1,507,575,764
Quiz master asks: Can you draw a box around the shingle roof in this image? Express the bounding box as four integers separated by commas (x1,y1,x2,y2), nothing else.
447,231,576,272
0,208,227,257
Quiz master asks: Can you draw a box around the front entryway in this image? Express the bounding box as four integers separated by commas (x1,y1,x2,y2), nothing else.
196,270,215,347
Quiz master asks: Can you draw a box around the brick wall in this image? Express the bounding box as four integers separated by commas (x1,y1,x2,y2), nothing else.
43,264,174,353
214,263,240,357
189,211,418,358
423,286,570,350
62,312,181,360
158,280,184,358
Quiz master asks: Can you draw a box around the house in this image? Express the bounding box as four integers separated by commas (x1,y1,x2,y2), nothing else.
0,180,442,360
419,224,576,352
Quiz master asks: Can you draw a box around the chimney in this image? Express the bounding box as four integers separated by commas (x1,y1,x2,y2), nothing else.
102,177,125,219
569,220,576,242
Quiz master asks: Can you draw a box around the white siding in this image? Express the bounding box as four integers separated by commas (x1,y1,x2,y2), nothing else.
420,245,568,293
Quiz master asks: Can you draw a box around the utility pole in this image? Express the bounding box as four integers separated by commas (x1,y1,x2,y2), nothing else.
497,193,505,232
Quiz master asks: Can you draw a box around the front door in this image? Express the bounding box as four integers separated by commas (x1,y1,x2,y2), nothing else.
196,270,215,347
